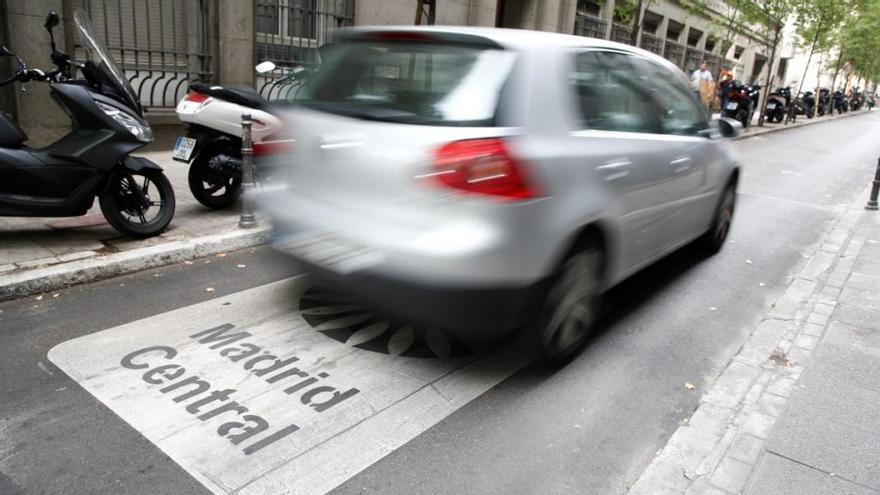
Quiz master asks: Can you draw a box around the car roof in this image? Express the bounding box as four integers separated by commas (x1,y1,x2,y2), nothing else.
339,25,685,78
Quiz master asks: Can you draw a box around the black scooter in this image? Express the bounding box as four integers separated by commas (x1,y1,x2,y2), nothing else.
833,90,849,113
817,88,831,116
764,87,791,123
0,10,175,237
721,80,760,128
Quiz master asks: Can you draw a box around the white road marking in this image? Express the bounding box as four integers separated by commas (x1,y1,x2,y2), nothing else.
48,276,530,495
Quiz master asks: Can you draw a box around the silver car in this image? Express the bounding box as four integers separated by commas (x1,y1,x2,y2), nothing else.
258,27,740,361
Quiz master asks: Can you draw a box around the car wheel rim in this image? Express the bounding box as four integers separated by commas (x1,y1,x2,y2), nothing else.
543,250,600,354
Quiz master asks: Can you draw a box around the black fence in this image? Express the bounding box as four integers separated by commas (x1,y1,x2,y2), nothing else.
255,0,354,100
74,0,214,110
574,14,607,39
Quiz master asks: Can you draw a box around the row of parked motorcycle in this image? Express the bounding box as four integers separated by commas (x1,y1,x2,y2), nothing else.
720,81,876,129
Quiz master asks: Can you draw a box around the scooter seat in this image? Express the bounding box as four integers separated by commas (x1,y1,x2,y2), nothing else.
188,83,269,110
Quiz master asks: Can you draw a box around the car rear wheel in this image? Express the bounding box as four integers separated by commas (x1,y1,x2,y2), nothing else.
534,244,604,362
700,182,736,254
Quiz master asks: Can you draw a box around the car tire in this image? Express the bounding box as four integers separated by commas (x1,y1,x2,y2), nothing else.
700,181,737,254
533,241,604,363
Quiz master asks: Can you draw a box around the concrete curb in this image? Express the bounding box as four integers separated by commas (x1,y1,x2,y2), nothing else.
627,187,871,495
0,226,271,302
734,109,873,141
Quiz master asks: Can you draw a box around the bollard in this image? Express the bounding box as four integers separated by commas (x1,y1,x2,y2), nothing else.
239,114,257,228
866,157,880,211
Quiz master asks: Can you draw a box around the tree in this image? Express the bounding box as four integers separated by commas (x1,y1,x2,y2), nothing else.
789,0,852,119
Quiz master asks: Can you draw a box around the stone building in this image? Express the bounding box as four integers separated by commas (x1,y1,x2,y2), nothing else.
0,0,785,143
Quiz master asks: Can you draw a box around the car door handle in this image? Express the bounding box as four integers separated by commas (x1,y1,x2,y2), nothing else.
597,159,632,181
670,156,692,174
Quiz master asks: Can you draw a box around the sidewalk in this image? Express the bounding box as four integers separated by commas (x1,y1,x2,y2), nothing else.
628,193,880,494
0,150,269,301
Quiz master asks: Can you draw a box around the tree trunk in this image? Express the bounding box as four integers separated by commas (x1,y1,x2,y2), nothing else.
630,0,645,46
758,25,782,127
791,20,822,124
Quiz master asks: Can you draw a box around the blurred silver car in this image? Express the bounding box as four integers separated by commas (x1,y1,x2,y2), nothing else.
258,27,740,360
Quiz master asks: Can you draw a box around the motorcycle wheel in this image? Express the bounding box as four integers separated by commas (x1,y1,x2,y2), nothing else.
100,168,176,238
188,151,243,209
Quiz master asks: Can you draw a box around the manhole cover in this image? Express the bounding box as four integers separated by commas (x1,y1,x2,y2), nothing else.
299,285,475,359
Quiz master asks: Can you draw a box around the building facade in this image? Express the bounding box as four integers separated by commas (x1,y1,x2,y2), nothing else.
0,0,784,142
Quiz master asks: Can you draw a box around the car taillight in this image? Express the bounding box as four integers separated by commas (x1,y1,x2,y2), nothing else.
431,138,539,201
253,138,295,157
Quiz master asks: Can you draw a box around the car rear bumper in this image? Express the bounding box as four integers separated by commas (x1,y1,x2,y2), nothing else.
293,255,550,340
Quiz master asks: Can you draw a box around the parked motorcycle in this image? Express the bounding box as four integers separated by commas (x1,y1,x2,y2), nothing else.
833,89,849,113
797,91,816,119
849,88,863,111
0,10,175,237
817,88,831,116
764,87,791,123
173,61,306,209
721,80,760,128
868,93,877,109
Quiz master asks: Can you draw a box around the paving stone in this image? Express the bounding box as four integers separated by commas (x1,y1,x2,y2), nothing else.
747,451,877,495
801,322,825,338
811,303,836,316
838,286,880,308
768,343,880,489
806,312,830,326
765,376,797,398
832,303,875,329
699,361,762,410
756,391,788,418
56,250,98,262
726,433,765,464
794,334,819,350
709,456,753,494
742,410,777,439
15,256,60,269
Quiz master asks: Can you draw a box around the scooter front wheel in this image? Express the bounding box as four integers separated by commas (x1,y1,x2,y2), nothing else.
188,153,242,209
100,168,176,238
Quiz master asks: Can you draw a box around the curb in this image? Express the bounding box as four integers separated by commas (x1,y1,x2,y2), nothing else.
626,188,870,495
0,226,271,302
733,109,873,141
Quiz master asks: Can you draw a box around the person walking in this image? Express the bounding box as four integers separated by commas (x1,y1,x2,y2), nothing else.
718,66,735,114
691,62,715,117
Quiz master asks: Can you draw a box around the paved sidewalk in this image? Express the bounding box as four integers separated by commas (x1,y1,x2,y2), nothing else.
0,150,269,300
628,192,880,494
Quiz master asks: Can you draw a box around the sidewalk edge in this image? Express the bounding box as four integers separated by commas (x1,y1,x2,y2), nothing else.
0,226,271,302
733,110,871,141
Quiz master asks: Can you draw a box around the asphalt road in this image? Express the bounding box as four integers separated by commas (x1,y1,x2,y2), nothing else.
2,111,879,495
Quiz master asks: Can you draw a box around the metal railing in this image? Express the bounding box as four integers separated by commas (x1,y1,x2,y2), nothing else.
610,23,634,45
74,0,214,110
574,14,607,39
256,0,354,101
639,32,663,55
663,40,685,68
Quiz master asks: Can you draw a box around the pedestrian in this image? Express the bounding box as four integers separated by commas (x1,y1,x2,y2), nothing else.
691,62,714,117
718,66,734,113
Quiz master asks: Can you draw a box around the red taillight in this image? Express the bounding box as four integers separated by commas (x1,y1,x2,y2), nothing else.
431,138,539,201
183,91,211,104
253,138,295,157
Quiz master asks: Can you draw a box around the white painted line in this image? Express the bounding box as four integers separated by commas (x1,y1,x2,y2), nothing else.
48,276,530,495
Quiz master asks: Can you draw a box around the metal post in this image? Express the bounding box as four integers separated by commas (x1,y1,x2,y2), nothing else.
866,157,880,211
239,114,257,228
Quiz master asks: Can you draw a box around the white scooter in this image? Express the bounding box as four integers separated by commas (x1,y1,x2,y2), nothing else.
173,61,294,209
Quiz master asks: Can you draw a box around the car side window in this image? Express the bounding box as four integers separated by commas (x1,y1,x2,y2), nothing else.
628,56,709,136
569,51,663,134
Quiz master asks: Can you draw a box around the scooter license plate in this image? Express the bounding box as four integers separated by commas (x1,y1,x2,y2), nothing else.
766,103,777,109
726,102,738,110
172,136,197,162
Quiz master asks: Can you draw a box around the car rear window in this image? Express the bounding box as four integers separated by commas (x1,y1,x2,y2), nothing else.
293,40,517,126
